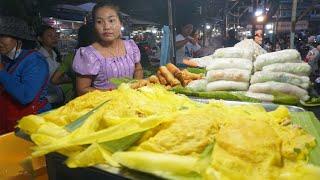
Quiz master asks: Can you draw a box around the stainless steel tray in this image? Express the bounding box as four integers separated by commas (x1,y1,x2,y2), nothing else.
189,97,305,112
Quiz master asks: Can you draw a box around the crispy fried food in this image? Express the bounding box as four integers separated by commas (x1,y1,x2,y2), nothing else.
215,118,282,164
182,69,202,80
130,79,149,89
166,63,186,86
157,70,168,85
138,108,217,155
148,75,160,84
159,66,181,86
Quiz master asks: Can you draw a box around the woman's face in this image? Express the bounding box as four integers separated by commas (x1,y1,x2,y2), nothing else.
182,24,193,36
94,7,122,42
0,35,17,55
40,28,58,48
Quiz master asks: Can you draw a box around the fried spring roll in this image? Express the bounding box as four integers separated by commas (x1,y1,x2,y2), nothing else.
148,75,160,84
157,71,167,85
159,66,181,86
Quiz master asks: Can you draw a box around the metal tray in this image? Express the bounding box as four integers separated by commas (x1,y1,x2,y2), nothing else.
15,129,159,180
189,97,305,112
15,98,305,180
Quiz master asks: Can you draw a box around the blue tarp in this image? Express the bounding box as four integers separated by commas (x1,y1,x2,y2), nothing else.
160,25,170,66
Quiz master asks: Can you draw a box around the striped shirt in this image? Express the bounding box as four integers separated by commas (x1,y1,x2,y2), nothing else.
72,40,141,89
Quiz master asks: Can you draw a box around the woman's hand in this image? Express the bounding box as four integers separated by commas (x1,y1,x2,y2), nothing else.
134,63,143,79
187,37,197,45
76,74,96,96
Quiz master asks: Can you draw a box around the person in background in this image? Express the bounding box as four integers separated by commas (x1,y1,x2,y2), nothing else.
37,25,64,106
37,25,60,77
175,23,197,65
223,29,239,47
254,30,263,46
0,16,50,134
51,23,95,103
186,30,202,57
73,2,143,96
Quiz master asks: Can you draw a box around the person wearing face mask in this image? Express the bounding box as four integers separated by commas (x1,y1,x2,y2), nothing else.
175,22,197,66
0,16,51,134
72,2,143,96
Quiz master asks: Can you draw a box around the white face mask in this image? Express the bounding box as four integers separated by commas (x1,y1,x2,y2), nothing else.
6,45,21,60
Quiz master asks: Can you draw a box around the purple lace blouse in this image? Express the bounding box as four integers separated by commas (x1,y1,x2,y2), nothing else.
72,40,141,89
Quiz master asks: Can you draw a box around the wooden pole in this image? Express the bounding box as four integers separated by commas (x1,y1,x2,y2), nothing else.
290,0,298,49
168,0,176,64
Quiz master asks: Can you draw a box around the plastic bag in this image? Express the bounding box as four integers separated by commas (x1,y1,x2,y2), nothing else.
206,58,252,71
250,71,310,89
249,81,309,101
262,63,311,76
186,79,208,92
206,69,251,82
254,49,302,71
213,47,254,61
206,81,249,91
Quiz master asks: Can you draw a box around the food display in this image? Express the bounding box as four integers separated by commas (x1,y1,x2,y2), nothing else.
212,47,254,61
17,85,320,179
234,39,267,59
193,48,254,92
249,49,311,102
173,40,315,105
130,63,203,89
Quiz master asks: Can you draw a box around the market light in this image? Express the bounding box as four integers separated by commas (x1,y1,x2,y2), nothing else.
206,24,211,30
256,16,265,22
121,27,125,31
151,29,157,34
266,24,273,30
268,30,273,34
255,9,263,16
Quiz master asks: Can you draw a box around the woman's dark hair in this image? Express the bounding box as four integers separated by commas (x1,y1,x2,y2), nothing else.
77,23,96,48
92,2,122,23
36,24,61,62
21,40,36,50
37,24,55,37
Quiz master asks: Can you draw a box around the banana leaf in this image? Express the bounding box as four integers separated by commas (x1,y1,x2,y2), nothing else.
65,100,110,132
171,86,260,103
100,132,144,153
291,112,320,166
109,77,135,87
186,67,206,74
300,97,320,107
112,151,202,180
272,92,300,105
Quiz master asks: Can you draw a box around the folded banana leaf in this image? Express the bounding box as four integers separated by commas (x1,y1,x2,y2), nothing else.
171,86,260,103
291,112,320,166
110,77,135,87
112,151,202,180
186,67,206,74
172,86,302,105
65,100,110,132
100,132,144,153
271,92,300,105
300,97,320,107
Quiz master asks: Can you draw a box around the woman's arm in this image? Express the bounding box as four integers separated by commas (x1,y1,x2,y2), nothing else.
51,70,72,85
176,38,189,49
76,74,98,96
134,63,143,79
0,58,48,105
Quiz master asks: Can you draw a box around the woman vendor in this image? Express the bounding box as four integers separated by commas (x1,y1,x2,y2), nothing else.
73,2,143,96
0,16,50,134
